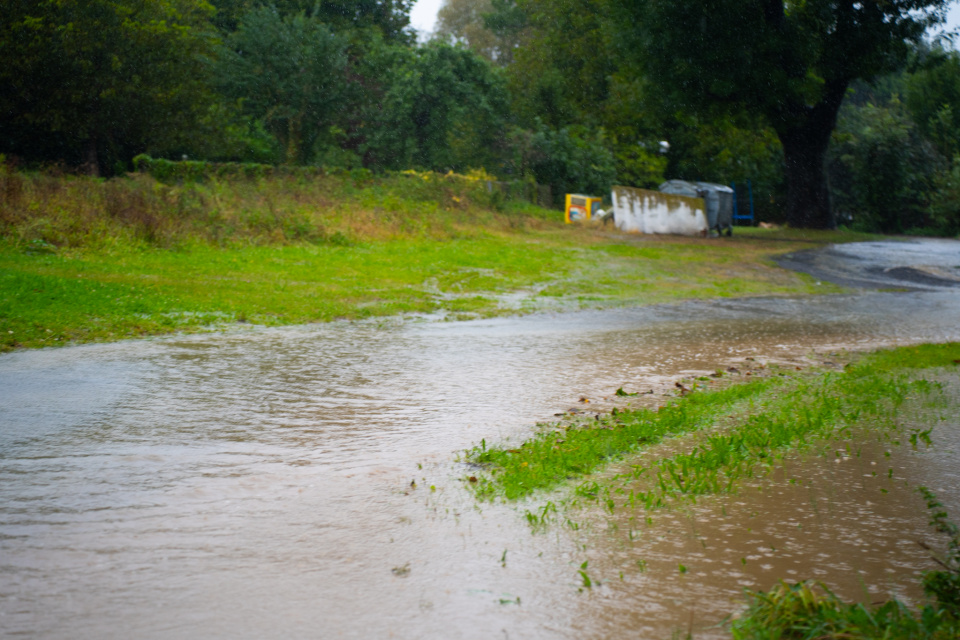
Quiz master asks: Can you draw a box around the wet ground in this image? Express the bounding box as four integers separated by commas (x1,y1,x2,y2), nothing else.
2,239,960,639
776,237,960,290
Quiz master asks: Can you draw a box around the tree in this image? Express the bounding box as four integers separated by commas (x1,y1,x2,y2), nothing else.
907,48,960,159
506,0,614,129
434,0,526,64
435,0,499,60
215,6,347,165
209,0,415,42
829,99,941,233
363,42,510,172
526,125,617,198
618,0,949,228
0,0,217,174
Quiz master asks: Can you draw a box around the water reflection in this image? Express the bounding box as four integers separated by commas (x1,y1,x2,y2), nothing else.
2,290,960,639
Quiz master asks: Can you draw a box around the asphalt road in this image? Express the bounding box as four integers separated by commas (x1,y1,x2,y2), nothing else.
776,237,960,290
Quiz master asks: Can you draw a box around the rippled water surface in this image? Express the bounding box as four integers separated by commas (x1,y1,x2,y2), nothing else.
3,289,960,639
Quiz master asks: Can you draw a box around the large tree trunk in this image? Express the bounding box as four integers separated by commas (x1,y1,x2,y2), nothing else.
774,80,849,229
780,127,834,229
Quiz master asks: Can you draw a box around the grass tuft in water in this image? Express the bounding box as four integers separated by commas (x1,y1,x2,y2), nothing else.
465,378,775,500
465,343,960,508
730,488,960,639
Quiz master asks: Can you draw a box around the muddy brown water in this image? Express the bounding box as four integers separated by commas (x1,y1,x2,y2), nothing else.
2,289,960,639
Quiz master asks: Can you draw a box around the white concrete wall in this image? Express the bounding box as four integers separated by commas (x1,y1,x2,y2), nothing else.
611,186,707,236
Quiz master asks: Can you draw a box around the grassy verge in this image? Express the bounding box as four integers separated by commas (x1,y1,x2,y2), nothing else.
1,167,858,352
465,344,960,507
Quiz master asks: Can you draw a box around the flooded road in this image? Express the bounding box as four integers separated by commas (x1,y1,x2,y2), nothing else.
777,237,960,290
3,240,960,639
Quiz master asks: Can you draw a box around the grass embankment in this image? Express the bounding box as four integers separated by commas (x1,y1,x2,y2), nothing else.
1,166,860,352
464,342,960,638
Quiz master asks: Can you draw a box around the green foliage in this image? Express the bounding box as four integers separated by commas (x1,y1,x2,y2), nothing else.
209,0,415,42
0,0,217,174
273,0,415,43
526,126,617,199
434,0,499,62
617,0,949,228
131,155,327,183
506,0,613,129
215,6,348,165
1,160,544,250
829,99,941,233
605,132,667,190
481,0,528,65
907,49,960,160
928,156,960,236
364,42,511,173
730,581,959,640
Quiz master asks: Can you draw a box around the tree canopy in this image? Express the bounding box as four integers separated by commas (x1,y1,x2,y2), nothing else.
216,6,348,165
0,0,216,174
617,0,951,228
5,0,960,233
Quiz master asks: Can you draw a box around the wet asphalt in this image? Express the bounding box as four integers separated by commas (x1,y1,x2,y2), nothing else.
775,237,960,290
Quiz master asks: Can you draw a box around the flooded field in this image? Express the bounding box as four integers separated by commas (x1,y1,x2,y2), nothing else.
2,286,960,639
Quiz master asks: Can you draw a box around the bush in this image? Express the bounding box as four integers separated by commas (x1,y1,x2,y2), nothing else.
527,126,617,201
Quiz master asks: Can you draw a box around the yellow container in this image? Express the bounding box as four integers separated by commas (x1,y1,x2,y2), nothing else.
565,194,603,223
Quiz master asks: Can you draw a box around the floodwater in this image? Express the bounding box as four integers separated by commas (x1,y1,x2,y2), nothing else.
3,242,960,638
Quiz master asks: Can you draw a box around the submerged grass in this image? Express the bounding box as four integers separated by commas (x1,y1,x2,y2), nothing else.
464,343,960,510
466,378,777,501
466,342,960,634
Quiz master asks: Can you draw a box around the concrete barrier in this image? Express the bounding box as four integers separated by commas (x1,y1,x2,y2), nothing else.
611,185,707,236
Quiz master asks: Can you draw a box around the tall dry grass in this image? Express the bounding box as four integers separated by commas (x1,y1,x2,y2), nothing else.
0,165,555,250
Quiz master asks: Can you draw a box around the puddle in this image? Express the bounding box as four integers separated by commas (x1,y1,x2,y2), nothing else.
2,289,960,638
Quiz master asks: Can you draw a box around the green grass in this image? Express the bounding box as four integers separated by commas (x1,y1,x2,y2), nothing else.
466,377,777,501
1,169,861,352
464,343,960,508
730,579,959,640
